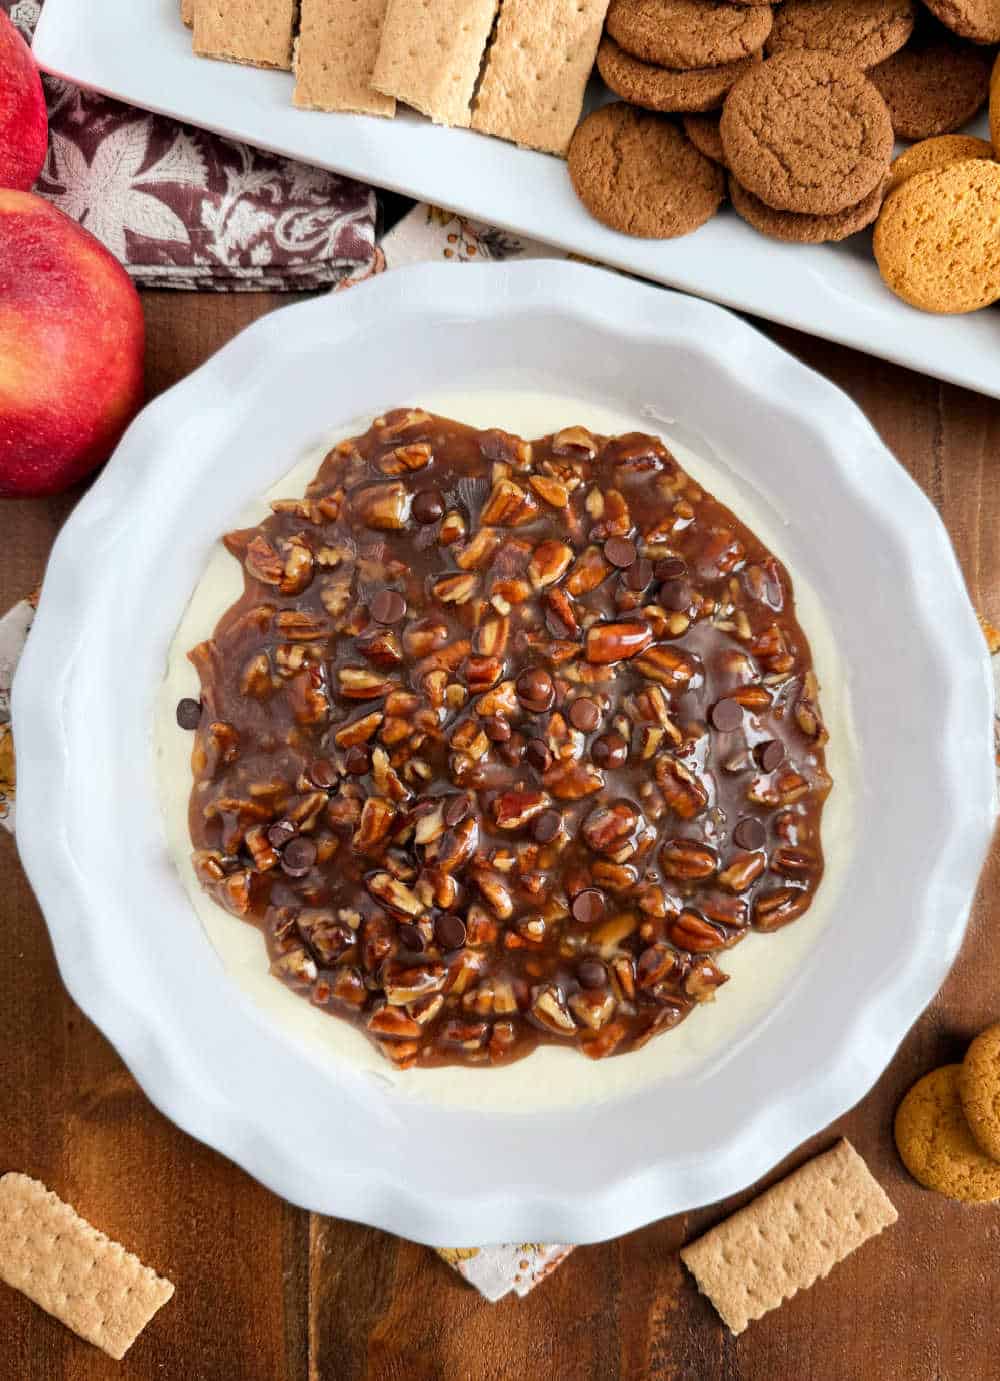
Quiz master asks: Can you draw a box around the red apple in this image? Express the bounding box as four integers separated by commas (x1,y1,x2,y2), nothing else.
0,190,145,497
0,10,47,191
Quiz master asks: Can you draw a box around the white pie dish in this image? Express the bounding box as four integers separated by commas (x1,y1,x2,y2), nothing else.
13,262,996,1246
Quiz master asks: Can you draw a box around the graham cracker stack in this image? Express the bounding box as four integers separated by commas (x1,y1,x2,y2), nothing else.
181,0,194,28
193,0,297,70
294,0,396,117
473,0,610,156
372,0,500,128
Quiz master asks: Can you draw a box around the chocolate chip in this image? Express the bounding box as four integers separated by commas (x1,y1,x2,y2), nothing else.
733,817,766,851
604,536,637,569
654,557,687,580
444,793,471,827
344,746,370,775
397,923,425,952
175,697,202,730
756,739,785,772
532,809,562,843
623,558,653,592
370,590,406,624
434,913,467,950
571,888,605,925
267,819,297,849
281,836,317,877
710,699,743,732
500,732,526,766
307,758,337,789
591,731,628,769
578,959,607,989
526,739,552,772
516,666,555,713
485,716,511,742
660,578,692,611
569,697,601,732
412,488,444,524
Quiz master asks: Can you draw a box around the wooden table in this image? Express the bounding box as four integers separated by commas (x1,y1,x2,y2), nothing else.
2,289,998,1381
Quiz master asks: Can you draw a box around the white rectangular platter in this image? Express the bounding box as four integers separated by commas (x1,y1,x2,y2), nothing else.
33,0,1000,399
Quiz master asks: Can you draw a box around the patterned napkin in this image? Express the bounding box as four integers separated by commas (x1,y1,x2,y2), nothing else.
5,0,375,290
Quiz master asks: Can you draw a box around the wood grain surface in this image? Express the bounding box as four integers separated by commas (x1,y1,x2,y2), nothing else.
1,289,997,1381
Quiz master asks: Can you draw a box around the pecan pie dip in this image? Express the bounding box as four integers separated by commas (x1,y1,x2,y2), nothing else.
168,396,836,1077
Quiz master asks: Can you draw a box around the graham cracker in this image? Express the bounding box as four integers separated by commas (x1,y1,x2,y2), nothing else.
193,0,296,71
294,0,396,117
472,0,610,156
680,1140,897,1335
0,1174,174,1361
181,0,194,28
372,0,500,128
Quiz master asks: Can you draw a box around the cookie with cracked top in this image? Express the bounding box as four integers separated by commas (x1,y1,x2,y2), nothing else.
895,1065,1000,1201
606,0,772,70
598,35,761,113
921,0,1000,44
766,0,915,68
729,174,886,241
959,1023,1000,1162
720,52,893,214
568,102,725,238
869,19,992,139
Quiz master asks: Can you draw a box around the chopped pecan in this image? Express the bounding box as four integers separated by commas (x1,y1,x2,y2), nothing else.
753,887,810,931
530,984,577,1035
353,481,409,530
655,756,709,819
717,851,766,892
667,910,726,952
585,621,653,665
660,838,717,880
480,478,539,526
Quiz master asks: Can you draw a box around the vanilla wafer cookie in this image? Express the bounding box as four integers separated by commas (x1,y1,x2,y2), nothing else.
472,0,610,156
193,0,296,69
681,1140,897,1334
294,0,395,117
0,1174,174,1360
373,0,499,127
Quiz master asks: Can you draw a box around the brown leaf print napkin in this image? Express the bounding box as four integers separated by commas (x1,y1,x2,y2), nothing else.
5,0,375,290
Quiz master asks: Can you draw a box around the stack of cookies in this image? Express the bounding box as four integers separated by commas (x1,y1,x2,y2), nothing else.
573,0,998,259
597,0,775,115
895,1023,1000,1203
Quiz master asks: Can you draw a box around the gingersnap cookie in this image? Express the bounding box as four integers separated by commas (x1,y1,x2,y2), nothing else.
568,103,725,237
894,1065,1000,1201
683,112,727,164
598,36,761,112
766,0,915,68
721,52,893,215
959,1023,1000,1161
869,23,992,139
991,52,1000,154
730,174,886,241
874,158,1000,312
606,0,772,70
887,133,994,195
921,0,1000,45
